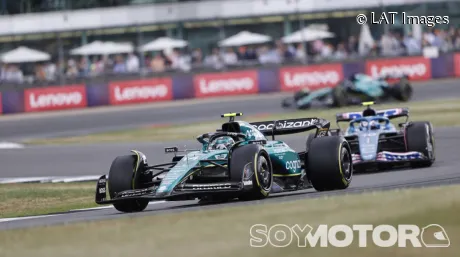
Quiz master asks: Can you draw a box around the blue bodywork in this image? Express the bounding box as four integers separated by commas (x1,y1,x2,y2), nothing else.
338,108,428,166
344,116,397,162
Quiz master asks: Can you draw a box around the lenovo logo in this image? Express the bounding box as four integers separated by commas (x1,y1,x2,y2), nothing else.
194,71,259,98
370,63,427,78
113,85,168,101
283,71,341,88
198,77,254,94
29,92,83,109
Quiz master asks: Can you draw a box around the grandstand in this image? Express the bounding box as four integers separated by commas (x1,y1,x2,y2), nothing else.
0,0,459,90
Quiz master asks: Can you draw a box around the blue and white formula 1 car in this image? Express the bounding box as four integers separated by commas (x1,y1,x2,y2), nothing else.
329,102,435,172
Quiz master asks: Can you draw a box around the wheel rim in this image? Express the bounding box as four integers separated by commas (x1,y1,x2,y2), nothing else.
341,147,352,181
258,155,271,191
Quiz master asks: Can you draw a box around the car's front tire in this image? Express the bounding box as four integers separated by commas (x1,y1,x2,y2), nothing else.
229,144,273,201
307,136,353,191
406,121,435,168
108,155,149,213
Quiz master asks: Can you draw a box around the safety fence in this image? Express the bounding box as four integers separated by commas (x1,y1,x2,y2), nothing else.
1,53,460,115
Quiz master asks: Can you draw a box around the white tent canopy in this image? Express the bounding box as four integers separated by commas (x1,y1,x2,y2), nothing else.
218,31,272,47
358,23,375,56
139,37,188,52
70,41,134,55
1,46,51,63
282,28,335,44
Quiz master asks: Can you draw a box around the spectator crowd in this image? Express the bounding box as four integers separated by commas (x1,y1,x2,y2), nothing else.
2,27,460,84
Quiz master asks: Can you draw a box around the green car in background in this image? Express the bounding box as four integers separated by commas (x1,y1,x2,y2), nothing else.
95,113,353,213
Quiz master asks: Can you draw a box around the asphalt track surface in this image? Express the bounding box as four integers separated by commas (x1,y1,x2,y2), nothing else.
1,127,460,230
0,79,460,230
1,78,460,141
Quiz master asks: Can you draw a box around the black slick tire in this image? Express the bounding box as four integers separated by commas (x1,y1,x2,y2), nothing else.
307,136,353,191
108,155,149,213
406,121,435,168
229,144,273,201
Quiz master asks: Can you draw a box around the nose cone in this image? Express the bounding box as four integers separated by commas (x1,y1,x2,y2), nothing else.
358,134,379,161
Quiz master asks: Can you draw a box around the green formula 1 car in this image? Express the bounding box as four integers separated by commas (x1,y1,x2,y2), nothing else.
95,113,353,213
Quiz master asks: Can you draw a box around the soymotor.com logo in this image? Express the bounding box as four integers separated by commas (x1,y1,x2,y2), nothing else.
250,224,450,248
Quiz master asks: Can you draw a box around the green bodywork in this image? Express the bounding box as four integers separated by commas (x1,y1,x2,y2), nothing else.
156,121,303,195
297,87,332,107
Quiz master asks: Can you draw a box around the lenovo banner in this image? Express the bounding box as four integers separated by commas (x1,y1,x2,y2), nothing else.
193,70,259,98
24,85,87,112
366,56,432,81
454,53,460,77
279,63,344,92
108,78,173,105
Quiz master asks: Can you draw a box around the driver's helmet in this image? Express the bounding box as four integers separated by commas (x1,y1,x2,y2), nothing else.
369,120,380,130
363,108,376,117
349,73,359,81
209,136,235,150
359,120,369,131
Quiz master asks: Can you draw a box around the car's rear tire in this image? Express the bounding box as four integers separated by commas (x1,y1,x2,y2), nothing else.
406,121,435,168
108,155,149,213
307,136,353,191
331,85,348,107
229,144,273,201
281,97,295,108
391,79,412,101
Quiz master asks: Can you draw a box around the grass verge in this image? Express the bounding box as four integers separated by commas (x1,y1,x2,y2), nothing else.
0,182,97,218
24,98,460,145
0,184,458,256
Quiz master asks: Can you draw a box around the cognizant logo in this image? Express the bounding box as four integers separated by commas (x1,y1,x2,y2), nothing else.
249,224,450,248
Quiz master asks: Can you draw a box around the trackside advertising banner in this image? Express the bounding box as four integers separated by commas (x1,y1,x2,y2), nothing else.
365,56,432,81
1,53,458,115
454,53,460,77
108,78,173,105
279,63,344,92
24,85,87,112
193,70,259,98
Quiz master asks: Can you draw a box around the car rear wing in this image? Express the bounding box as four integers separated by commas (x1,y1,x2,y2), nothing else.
250,117,331,140
336,108,409,127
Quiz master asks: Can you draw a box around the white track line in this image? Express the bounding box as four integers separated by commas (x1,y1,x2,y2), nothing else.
0,176,101,184
70,201,166,212
0,214,62,223
0,201,167,223
0,142,24,149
